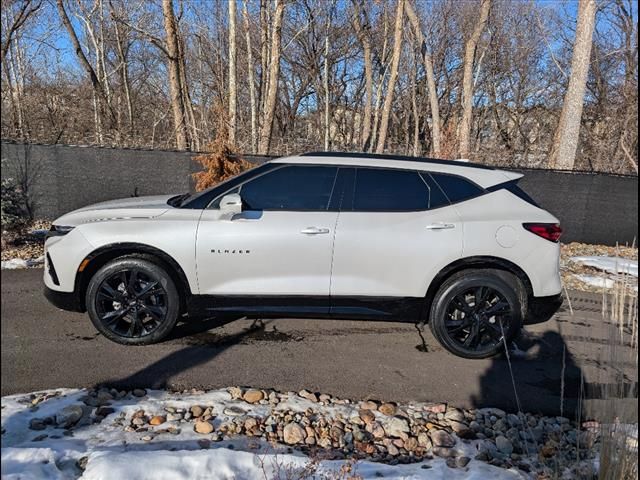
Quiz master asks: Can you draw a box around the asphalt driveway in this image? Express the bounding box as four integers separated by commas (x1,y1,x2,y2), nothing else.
1,268,636,419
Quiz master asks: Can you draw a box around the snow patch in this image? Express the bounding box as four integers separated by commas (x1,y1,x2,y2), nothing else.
571,256,638,277
1,256,44,270
1,388,528,480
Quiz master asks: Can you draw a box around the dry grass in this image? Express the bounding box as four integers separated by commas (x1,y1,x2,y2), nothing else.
597,258,638,480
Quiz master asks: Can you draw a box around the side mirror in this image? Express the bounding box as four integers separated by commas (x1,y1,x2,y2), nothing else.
219,193,243,215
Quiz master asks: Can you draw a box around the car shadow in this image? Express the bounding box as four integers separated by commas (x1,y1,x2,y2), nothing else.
97,315,269,391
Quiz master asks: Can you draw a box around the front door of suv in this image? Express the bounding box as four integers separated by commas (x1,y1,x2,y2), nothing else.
330,167,464,309
195,165,339,310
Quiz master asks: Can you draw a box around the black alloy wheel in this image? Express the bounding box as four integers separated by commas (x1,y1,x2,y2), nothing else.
443,286,512,352
429,269,524,359
86,257,180,345
95,269,168,338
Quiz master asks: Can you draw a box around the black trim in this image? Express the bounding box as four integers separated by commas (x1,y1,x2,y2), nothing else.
46,253,60,286
526,293,563,325
301,151,498,171
44,286,84,312
187,295,424,322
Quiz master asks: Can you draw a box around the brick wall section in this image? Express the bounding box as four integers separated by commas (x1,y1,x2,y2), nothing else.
1,141,637,246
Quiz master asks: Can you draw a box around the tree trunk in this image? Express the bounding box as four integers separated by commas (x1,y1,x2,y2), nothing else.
243,0,258,153
458,0,490,159
323,2,335,151
548,0,597,170
404,0,441,156
161,0,190,150
352,0,373,152
228,0,237,145
257,0,285,155
375,0,404,154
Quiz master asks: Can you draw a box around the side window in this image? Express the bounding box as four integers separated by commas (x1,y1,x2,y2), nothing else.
430,173,484,203
239,166,338,211
353,168,430,211
419,173,450,210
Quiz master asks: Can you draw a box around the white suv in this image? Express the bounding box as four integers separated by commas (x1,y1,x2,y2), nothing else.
44,152,563,358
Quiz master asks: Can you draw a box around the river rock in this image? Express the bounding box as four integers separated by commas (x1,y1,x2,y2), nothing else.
283,423,306,444
382,417,409,438
430,429,455,448
194,420,214,434
243,390,264,404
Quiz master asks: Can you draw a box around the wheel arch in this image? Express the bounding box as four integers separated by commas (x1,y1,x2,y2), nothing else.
421,256,533,323
74,242,192,312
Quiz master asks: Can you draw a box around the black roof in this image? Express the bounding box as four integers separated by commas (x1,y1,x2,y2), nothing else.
300,151,497,171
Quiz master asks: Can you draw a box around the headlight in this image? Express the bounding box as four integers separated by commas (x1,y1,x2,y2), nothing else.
46,225,75,239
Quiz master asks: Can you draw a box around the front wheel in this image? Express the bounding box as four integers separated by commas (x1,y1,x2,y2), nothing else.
86,257,180,345
429,269,524,359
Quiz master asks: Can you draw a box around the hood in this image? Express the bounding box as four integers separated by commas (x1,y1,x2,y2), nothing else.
53,194,178,227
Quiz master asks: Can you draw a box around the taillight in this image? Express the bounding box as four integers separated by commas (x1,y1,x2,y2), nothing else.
523,223,562,243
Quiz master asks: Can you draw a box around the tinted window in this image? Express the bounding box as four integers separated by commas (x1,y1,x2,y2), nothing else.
353,168,430,211
419,173,450,210
430,173,484,203
328,167,355,211
240,166,338,211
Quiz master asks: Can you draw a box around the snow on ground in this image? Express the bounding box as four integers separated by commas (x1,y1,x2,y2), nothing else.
573,274,617,290
1,255,44,270
571,256,638,277
1,389,529,480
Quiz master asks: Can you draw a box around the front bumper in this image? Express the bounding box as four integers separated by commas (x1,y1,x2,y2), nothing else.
44,286,84,312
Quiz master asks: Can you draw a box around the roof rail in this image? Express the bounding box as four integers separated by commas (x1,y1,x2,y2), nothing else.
300,151,497,171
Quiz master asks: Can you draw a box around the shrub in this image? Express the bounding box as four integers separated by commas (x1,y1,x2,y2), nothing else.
191,139,253,192
1,176,29,231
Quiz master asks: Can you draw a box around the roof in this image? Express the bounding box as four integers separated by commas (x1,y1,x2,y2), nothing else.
272,152,522,188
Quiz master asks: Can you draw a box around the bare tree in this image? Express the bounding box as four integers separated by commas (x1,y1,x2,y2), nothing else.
1,0,41,62
257,0,285,154
404,0,441,156
458,0,490,159
228,0,237,145
548,0,597,170
242,0,258,153
352,0,373,152
375,0,404,154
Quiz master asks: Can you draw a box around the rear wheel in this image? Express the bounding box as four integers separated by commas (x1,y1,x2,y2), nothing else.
429,269,524,359
86,257,180,345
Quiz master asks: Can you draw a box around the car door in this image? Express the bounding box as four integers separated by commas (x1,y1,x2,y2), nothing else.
195,165,339,304
330,167,464,300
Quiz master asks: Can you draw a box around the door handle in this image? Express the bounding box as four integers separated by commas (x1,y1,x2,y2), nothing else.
300,227,330,235
426,223,455,230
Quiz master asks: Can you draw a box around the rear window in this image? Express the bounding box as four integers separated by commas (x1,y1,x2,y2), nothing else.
430,173,485,203
353,168,430,211
490,181,540,207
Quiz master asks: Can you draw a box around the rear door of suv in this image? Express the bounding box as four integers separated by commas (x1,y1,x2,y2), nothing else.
330,167,464,306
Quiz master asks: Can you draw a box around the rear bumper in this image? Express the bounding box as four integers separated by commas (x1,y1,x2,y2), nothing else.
525,293,563,325
44,286,84,313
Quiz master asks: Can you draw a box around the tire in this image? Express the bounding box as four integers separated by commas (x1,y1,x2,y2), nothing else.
428,269,525,359
86,257,180,345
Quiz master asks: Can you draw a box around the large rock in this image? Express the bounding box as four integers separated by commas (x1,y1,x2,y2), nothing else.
495,435,514,455
243,390,264,404
56,405,84,428
382,417,410,438
283,423,306,445
379,403,397,416
430,429,455,448
194,420,214,434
